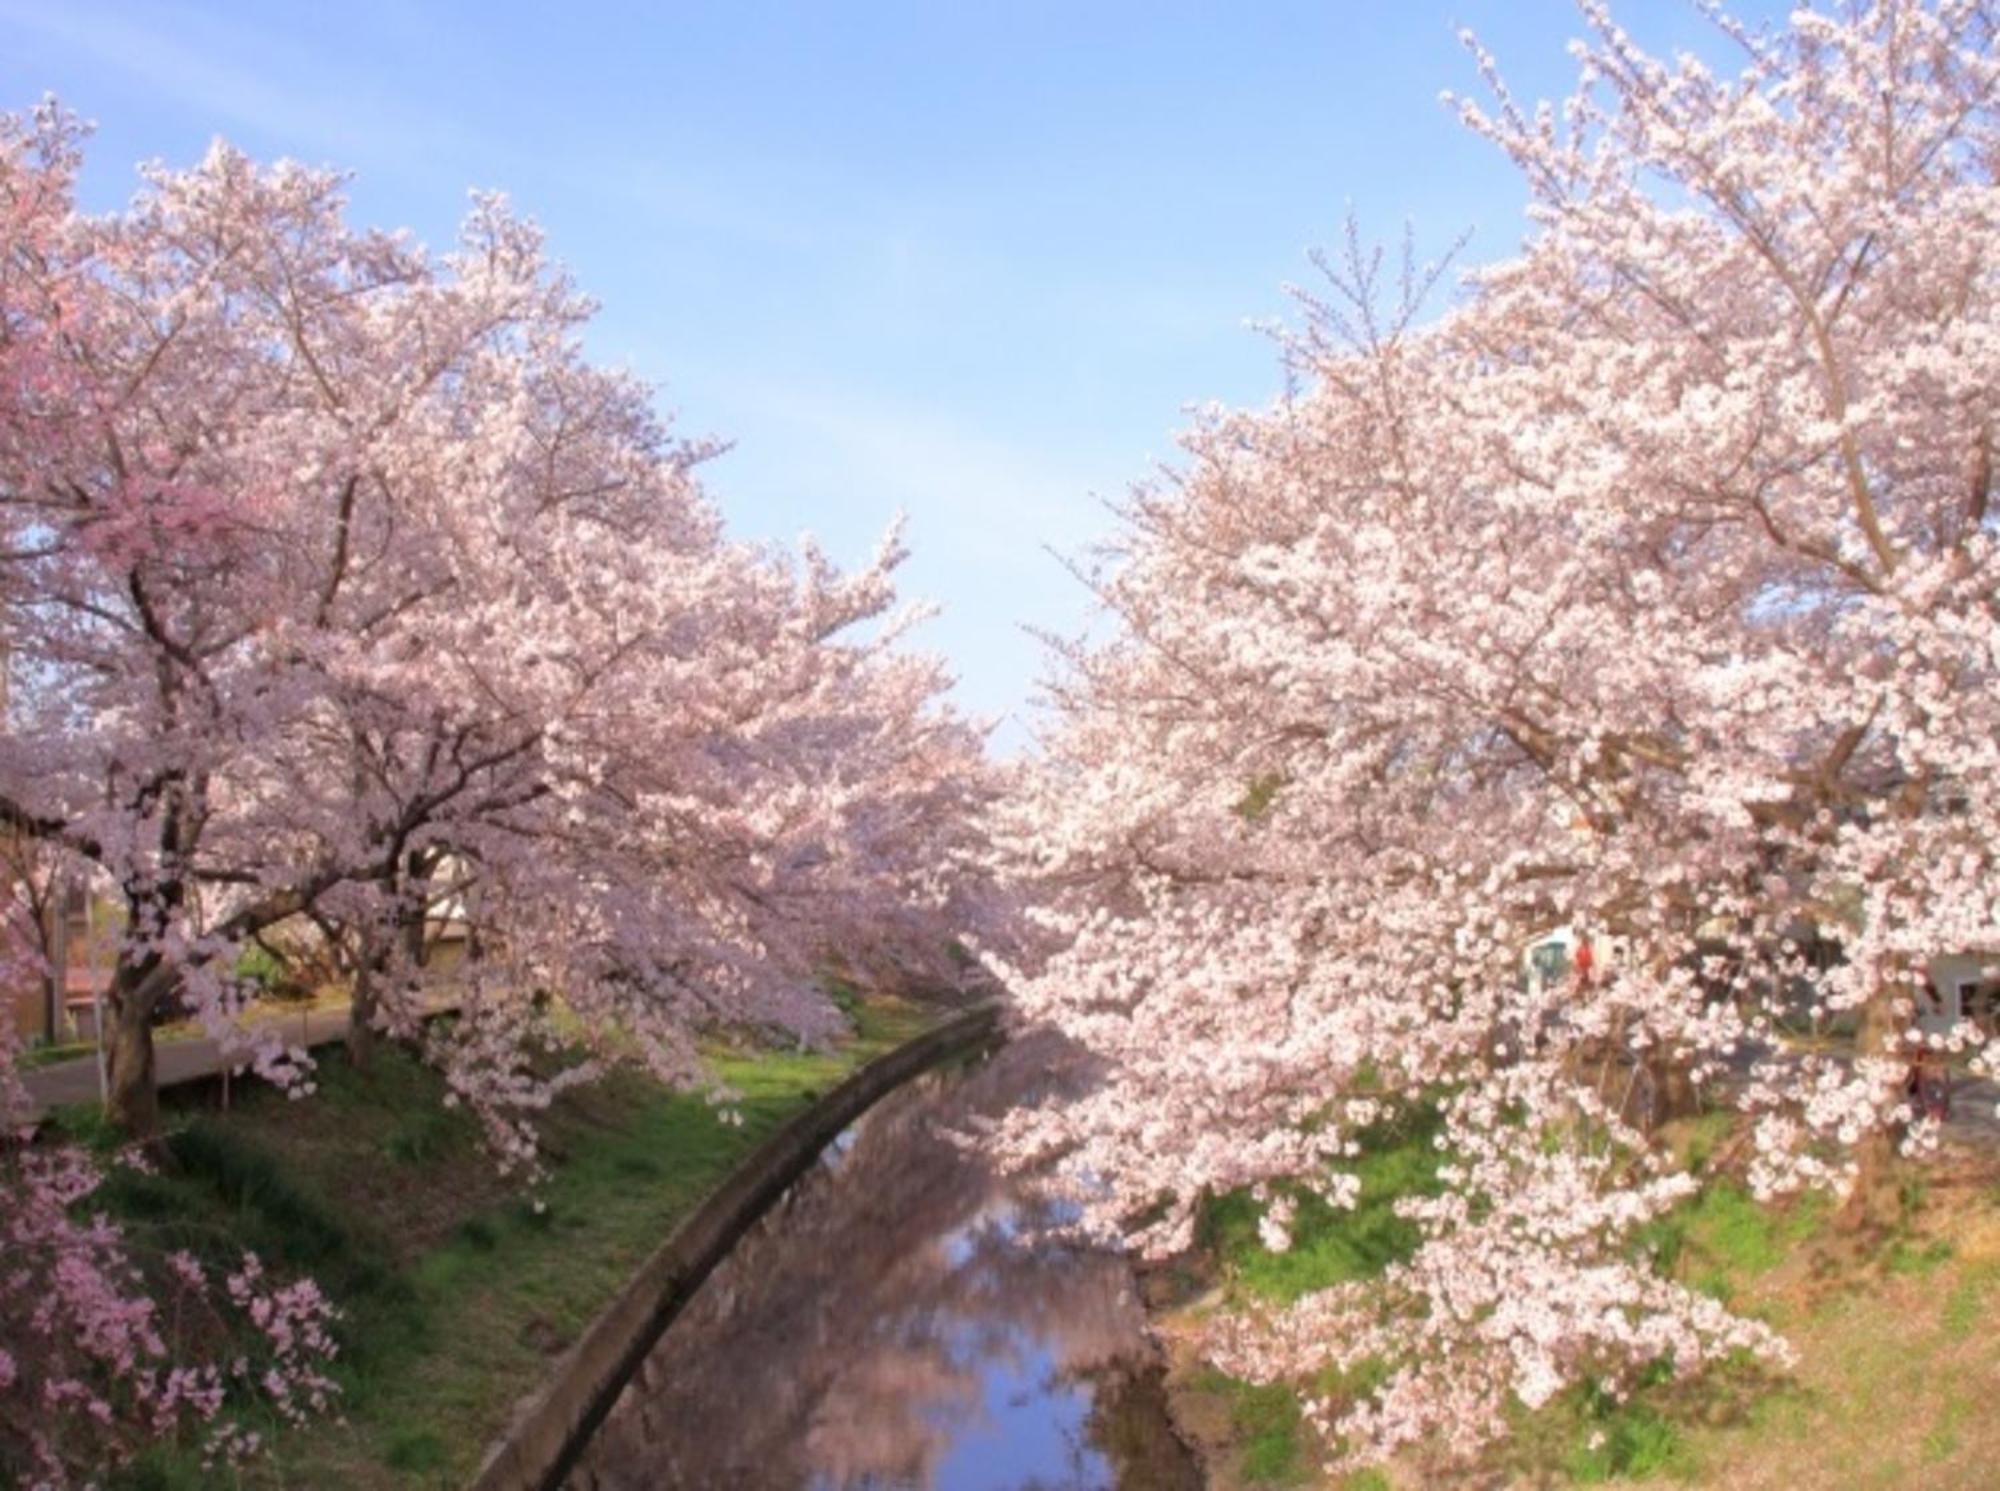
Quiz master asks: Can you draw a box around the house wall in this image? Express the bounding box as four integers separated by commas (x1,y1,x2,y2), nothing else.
3,981,55,1044
1924,952,1999,1036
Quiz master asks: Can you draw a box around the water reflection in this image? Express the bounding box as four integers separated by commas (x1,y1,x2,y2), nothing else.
568,1035,1202,1491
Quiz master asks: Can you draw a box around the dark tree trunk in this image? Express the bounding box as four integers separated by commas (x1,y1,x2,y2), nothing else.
346,960,379,1070
348,855,434,1068
40,894,66,1045
103,964,163,1139
346,923,388,1070
1649,1054,1701,1127
39,968,62,1048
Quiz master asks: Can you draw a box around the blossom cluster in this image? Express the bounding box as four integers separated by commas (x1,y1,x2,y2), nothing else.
0,101,1003,1156
993,0,2000,1468
0,1036,340,1486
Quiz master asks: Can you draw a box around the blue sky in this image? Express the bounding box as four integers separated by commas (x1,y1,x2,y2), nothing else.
0,1,1788,749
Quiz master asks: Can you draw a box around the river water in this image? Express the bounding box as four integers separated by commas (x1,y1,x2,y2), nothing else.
566,1035,1203,1490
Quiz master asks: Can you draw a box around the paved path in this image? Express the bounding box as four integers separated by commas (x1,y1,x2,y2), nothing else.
18,999,452,1122
1943,1073,2000,1146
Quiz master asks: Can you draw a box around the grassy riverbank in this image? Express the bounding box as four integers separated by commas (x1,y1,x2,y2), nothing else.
1159,1116,2000,1489
57,996,936,1490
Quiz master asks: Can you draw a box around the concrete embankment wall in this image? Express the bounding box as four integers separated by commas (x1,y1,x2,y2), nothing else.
470,1001,1004,1491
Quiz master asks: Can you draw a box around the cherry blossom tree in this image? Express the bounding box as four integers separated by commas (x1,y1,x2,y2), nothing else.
0,105,500,1133
357,529,1002,1171
0,105,996,1145
993,0,1998,1471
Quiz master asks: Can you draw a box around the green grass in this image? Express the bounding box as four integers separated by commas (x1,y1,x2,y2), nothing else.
1630,1180,1829,1310
1941,1262,1997,1339
1921,1394,1968,1464
1885,1236,1955,1277
1200,1105,1442,1305
1494,1349,1740,1487
1562,1397,1694,1484
383,1105,462,1165
18,1037,97,1069
1177,1105,1879,1488
1171,1091,2000,1491
69,994,937,1489
1490,1177,1829,1480
1183,1106,1440,1483
1675,1110,1736,1176
1188,1368,1311,1486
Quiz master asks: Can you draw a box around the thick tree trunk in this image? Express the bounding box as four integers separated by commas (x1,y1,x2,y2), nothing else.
1650,1055,1701,1127
348,865,432,1069
1842,1127,1900,1234
98,845,333,1135
346,919,393,1071
104,971,161,1139
1839,984,1903,1234
346,955,379,1070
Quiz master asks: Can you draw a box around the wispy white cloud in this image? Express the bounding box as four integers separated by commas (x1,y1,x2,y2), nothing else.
0,0,480,171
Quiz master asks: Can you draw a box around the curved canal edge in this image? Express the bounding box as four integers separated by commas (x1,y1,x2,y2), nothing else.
469,1001,1004,1491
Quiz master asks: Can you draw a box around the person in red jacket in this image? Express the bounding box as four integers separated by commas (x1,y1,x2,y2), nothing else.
1572,937,1595,987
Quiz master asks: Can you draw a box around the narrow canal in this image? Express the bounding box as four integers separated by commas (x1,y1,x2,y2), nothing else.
566,1033,1204,1490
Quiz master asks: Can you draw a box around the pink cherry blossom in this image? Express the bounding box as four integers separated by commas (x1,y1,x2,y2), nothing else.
0,104,999,1149
0,1026,338,1486
992,0,1998,1468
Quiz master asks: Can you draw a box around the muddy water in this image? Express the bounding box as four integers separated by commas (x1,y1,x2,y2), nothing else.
566,1036,1203,1490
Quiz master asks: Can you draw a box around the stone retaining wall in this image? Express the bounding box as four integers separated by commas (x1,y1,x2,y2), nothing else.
469,1001,1004,1491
